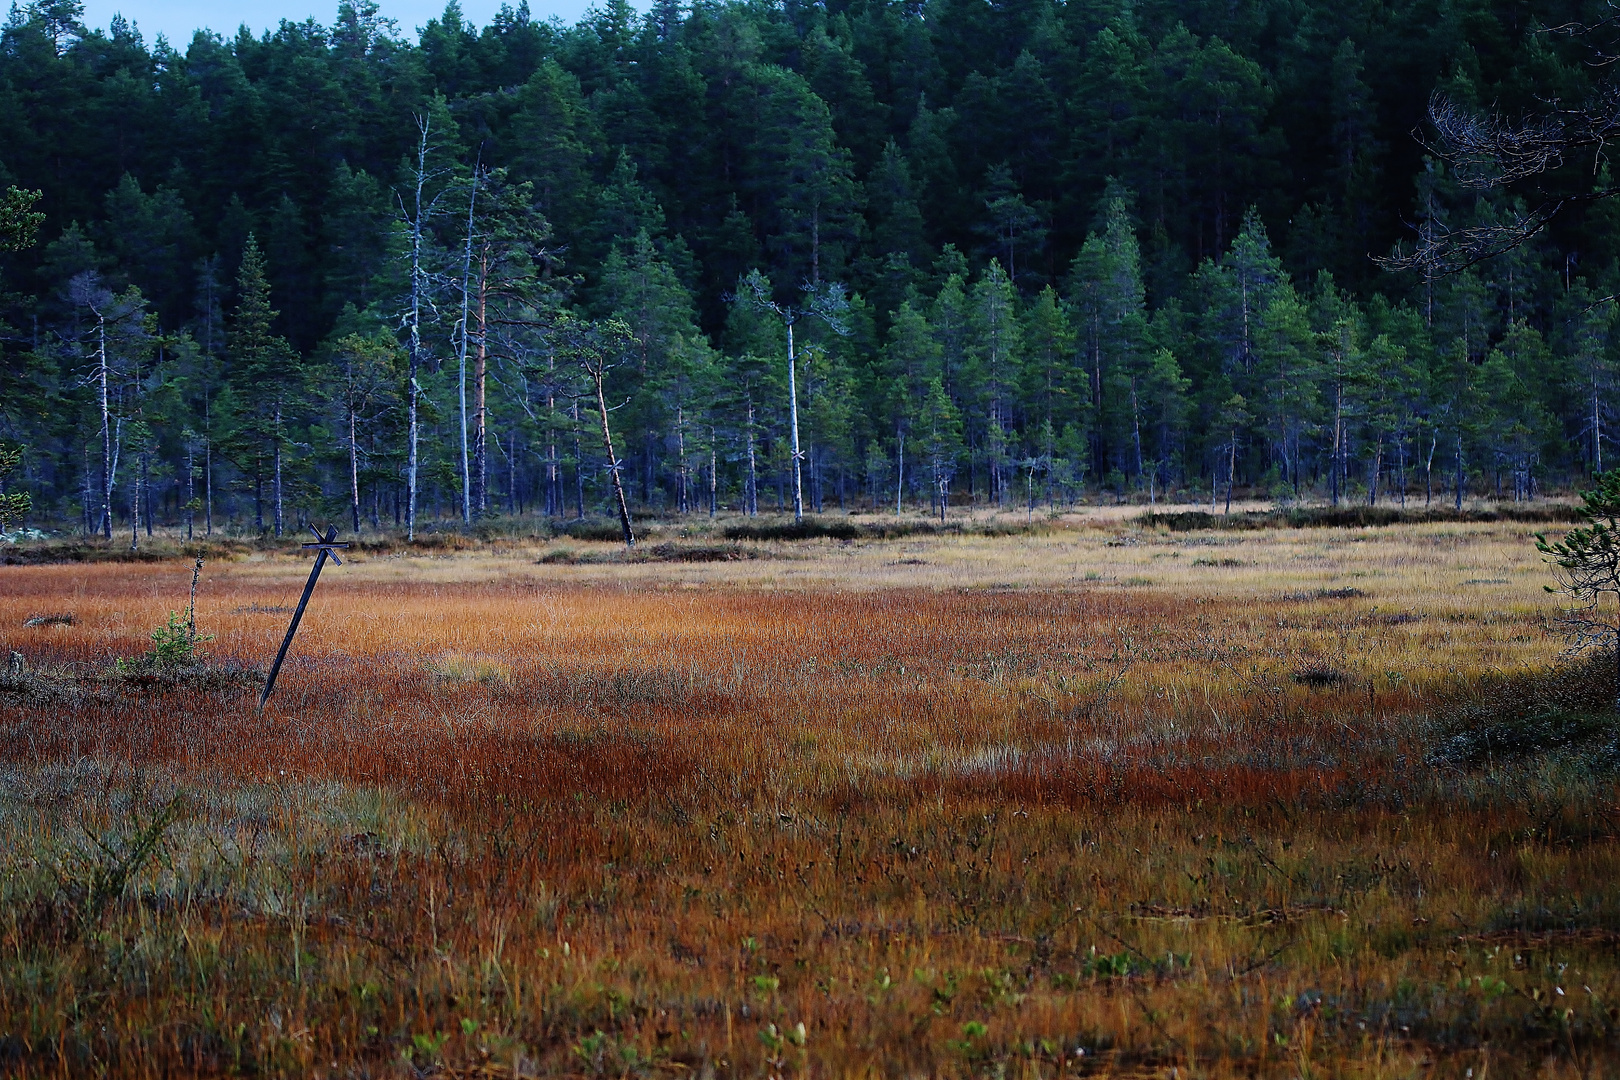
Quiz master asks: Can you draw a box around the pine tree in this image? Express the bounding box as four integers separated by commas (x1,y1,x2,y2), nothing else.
330,330,401,531
1021,286,1076,498
1254,284,1317,498
917,375,962,520
225,235,300,536
1067,196,1146,481
884,298,942,502
397,97,459,540
969,261,1021,507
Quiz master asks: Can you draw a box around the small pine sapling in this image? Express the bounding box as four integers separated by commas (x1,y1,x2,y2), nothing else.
0,444,31,533
1537,470,1620,707
126,557,213,671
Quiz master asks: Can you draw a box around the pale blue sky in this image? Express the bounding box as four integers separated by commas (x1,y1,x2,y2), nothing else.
78,0,598,48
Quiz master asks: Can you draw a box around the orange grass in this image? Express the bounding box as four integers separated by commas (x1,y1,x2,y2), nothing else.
1,520,1617,1077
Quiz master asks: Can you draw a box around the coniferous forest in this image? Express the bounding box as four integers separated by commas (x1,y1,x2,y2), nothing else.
3,0,1619,536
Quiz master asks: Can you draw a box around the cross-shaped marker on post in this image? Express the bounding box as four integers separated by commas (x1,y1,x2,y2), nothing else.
258,524,350,711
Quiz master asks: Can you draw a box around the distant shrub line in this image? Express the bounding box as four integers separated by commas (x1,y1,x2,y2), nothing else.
721,516,1049,541
1140,505,1581,532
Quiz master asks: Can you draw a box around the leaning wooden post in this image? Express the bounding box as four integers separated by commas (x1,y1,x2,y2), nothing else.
258,524,349,711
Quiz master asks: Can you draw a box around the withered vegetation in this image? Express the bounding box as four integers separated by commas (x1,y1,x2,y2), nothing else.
0,515,1615,1077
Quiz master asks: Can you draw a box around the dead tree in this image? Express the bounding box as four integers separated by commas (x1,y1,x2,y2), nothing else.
557,318,637,548
1384,14,1620,274
738,272,850,523
396,112,453,541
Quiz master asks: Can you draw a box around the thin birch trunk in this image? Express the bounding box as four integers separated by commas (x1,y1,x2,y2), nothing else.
81,443,91,536
676,404,687,513
1368,437,1383,506
787,318,803,522
1454,433,1464,510
546,351,558,516
895,427,904,515
591,363,635,548
349,404,362,533
457,170,477,525
1425,433,1436,505
1331,380,1343,507
185,440,194,540
572,399,585,521
473,249,488,517
1225,435,1236,514
405,115,432,542
746,395,758,516
1595,383,1604,475
273,403,284,537
97,310,112,539
1130,378,1143,483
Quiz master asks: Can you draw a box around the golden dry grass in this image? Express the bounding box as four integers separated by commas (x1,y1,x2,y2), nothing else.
1,511,1615,1078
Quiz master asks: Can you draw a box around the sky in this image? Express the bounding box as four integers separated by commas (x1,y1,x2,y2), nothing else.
77,0,599,48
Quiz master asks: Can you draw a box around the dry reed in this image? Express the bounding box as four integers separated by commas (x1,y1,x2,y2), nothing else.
0,515,1613,1077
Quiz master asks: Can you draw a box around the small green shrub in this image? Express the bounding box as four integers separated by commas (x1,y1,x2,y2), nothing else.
145,609,211,667
723,517,861,541
1431,651,1620,767
559,518,633,543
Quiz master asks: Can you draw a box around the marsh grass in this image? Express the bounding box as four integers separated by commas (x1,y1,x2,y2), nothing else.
0,518,1616,1076
424,651,514,685
1430,650,1620,767
539,541,774,565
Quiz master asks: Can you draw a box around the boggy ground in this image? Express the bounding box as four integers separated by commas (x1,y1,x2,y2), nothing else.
1,510,1616,1078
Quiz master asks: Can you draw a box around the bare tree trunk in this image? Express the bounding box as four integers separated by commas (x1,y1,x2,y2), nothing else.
787,319,804,522
746,395,758,516
572,399,585,521
1368,437,1383,506
676,404,688,513
349,405,362,533
1225,435,1237,514
185,439,195,541
546,350,558,516
1595,384,1604,475
591,364,635,548
81,443,91,536
473,251,488,517
895,426,904,515
142,451,152,536
273,403,284,537
405,115,433,543
709,432,717,518
457,170,477,525
1396,431,1407,508
1331,381,1343,507
1454,433,1465,510
507,432,518,515
1425,433,1436,505
97,311,112,539
1130,379,1143,483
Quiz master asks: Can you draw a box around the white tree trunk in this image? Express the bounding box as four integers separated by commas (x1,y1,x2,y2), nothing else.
787,318,803,522
592,364,635,548
457,170,477,525
405,115,432,542
97,311,112,539
273,403,284,537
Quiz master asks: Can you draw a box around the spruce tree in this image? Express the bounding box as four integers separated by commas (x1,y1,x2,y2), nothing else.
225,235,299,536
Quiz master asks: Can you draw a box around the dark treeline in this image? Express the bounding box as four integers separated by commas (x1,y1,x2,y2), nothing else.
2,0,1618,538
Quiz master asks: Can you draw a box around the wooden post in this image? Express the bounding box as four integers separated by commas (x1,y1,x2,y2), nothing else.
258,524,349,711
